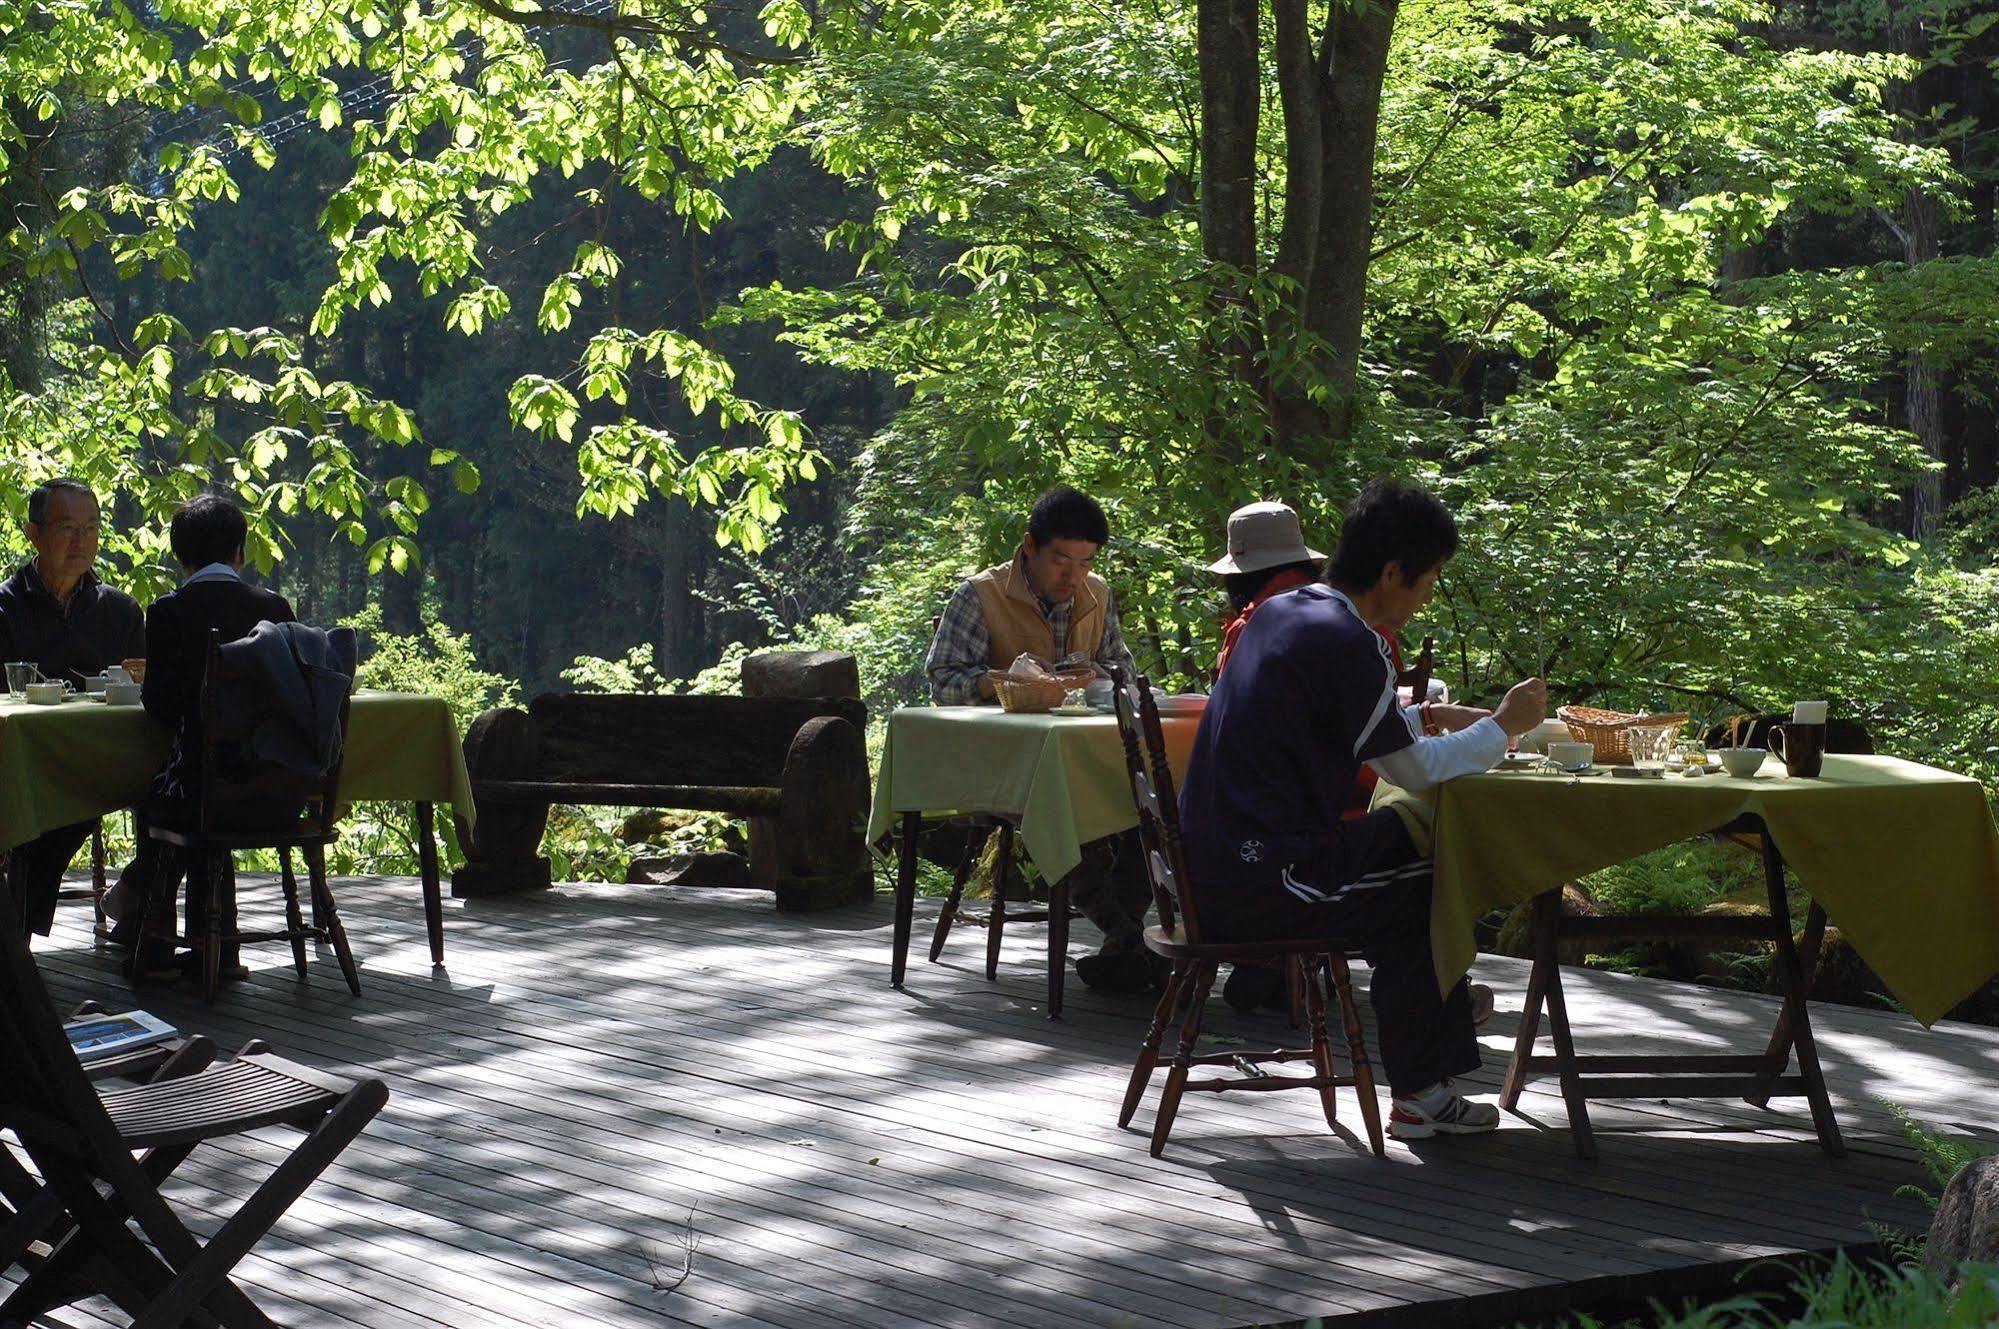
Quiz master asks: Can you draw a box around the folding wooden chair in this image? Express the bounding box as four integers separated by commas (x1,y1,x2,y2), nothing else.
0,875,388,1327
1111,672,1385,1158
134,630,360,1003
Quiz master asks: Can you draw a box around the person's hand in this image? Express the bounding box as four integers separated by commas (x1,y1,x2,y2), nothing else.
1492,677,1548,738
1428,703,1492,734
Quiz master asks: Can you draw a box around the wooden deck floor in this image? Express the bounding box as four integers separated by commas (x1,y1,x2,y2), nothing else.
16,874,1999,1329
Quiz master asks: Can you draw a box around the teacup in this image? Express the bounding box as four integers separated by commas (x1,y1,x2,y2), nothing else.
82,672,108,695
1719,747,1767,778
103,681,142,707
1546,741,1595,771
24,681,66,705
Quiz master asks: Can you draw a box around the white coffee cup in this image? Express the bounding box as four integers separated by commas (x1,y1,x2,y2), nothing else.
105,665,131,687
83,672,108,695
1792,700,1827,725
1547,741,1595,771
24,681,66,705
103,681,142,707
1518,718,1571,755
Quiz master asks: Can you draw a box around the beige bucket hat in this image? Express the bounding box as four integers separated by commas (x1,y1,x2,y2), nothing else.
1205,501,1325,575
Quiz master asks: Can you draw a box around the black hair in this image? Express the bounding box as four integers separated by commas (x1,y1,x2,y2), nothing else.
170,495,249,569
1026,486,1110,548
27,478,96,526
1225,559,1322,613
1325,477,1458,592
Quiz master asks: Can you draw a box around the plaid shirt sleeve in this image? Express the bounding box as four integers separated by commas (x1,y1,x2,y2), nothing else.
925,580,992,705
1095,590,1137,681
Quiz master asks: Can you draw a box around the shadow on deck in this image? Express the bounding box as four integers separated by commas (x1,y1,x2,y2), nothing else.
16,874,1998,1328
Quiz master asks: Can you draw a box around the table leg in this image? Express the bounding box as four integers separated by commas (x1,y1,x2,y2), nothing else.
1500,889,1558,1110
416,802,445,966
1746,898,1825,1108
1048,874,1070,1020
892,812,919,989
1759,843,1843,1156
985,824,1012,982
1533,891,1596,1161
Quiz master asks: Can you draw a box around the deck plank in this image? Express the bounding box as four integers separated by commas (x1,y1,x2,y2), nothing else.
10,873,1994,1328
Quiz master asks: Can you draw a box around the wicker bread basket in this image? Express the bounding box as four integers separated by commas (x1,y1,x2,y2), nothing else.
1556,705,1690,766
989,668,1097,714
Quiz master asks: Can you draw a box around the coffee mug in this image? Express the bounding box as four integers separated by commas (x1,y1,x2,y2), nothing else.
1547,741,1594,771
103,681,142,707
1767,723,1825,778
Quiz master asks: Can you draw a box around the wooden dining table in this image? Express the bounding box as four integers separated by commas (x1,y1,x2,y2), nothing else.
1399,753,1999,1158
867,704,1201,992
0,690,474,964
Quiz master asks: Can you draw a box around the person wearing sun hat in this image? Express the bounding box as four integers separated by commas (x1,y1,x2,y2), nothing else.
1209,501,1326,679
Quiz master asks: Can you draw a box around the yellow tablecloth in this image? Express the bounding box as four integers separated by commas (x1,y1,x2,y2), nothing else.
867,706,1199,886
1418,754,1999,1027
0,690,474,850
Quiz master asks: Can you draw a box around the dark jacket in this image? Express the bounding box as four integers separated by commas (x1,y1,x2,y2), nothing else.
219,619,357,778
0,562,144,689
142,574,295,798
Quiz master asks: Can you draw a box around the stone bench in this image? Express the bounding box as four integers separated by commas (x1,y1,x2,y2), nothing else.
452,676,871,911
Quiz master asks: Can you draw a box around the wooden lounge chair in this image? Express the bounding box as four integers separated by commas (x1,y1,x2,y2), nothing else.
134,629,360,1003
1110,672,1385,1158
0,878,388,1327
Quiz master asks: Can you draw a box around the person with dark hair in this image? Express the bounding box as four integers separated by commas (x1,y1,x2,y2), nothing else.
925,485,1134,704
924,485,1149,989
0,478,145,936
103,494,293,978
1180,477,1546,1140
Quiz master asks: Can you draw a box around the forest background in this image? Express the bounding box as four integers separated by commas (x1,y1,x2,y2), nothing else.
4,0,1998,886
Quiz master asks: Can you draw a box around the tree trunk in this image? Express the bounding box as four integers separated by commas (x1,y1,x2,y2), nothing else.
1898,186,1944,539
1197,0,1260,274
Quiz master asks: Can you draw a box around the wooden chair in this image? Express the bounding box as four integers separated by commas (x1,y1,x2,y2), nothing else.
134,630,360,1003
1110,671,1386,1158
0,877,388,1328
925,819,1083,1018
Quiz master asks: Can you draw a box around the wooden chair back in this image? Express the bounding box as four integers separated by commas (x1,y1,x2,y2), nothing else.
1110,670,1203,944
1397,633,1435,703
195,628,351,839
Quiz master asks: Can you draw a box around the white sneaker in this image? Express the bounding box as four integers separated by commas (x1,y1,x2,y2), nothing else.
1389,1086,1500,1140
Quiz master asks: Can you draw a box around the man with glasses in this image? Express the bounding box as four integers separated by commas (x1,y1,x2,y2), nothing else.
0,478,145,935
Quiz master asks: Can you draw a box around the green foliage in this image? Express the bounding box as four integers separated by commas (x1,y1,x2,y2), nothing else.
1581,842,1762,917
1552,1257,1999,1328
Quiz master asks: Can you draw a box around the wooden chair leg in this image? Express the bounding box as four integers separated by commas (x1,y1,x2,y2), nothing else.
1120,960,1189,1128
1047,874,1070,1020
305,843,362,997
1149,961,1218,1158
1500,888,1559,1110
1286,955,1305,1029
415,802,445,966
201,853,227,1005
89,822,108,934
1746,898,1827,1108
928,826,982,963
1302,954,1340,1130
1760,850,1843,1156
984,825,1013,983
279,854,309,978
1327,952,1385,1158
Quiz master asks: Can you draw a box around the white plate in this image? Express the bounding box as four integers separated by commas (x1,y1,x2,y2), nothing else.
1155,695,1208,715
1049,706,1097,718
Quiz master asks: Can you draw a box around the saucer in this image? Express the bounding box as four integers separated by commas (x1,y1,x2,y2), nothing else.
1049,706,1097,718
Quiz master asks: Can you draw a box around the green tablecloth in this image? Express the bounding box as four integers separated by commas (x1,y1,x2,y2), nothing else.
867,706,1200,886
0,690,475,850
1419,754,1999,1027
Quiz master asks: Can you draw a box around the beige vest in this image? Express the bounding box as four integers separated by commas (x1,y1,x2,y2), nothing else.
968,551,1108,667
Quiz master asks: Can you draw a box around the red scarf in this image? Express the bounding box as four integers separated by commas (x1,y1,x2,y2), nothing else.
1214,568,1317,678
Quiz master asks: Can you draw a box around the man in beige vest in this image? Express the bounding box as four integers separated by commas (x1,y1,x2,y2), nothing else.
923,486,1152,990
925,486,1136,703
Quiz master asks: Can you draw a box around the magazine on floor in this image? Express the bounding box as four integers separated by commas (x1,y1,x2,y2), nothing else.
64,1009,178,1063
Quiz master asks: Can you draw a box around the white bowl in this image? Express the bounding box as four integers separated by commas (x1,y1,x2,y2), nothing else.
1719,748,1767,778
